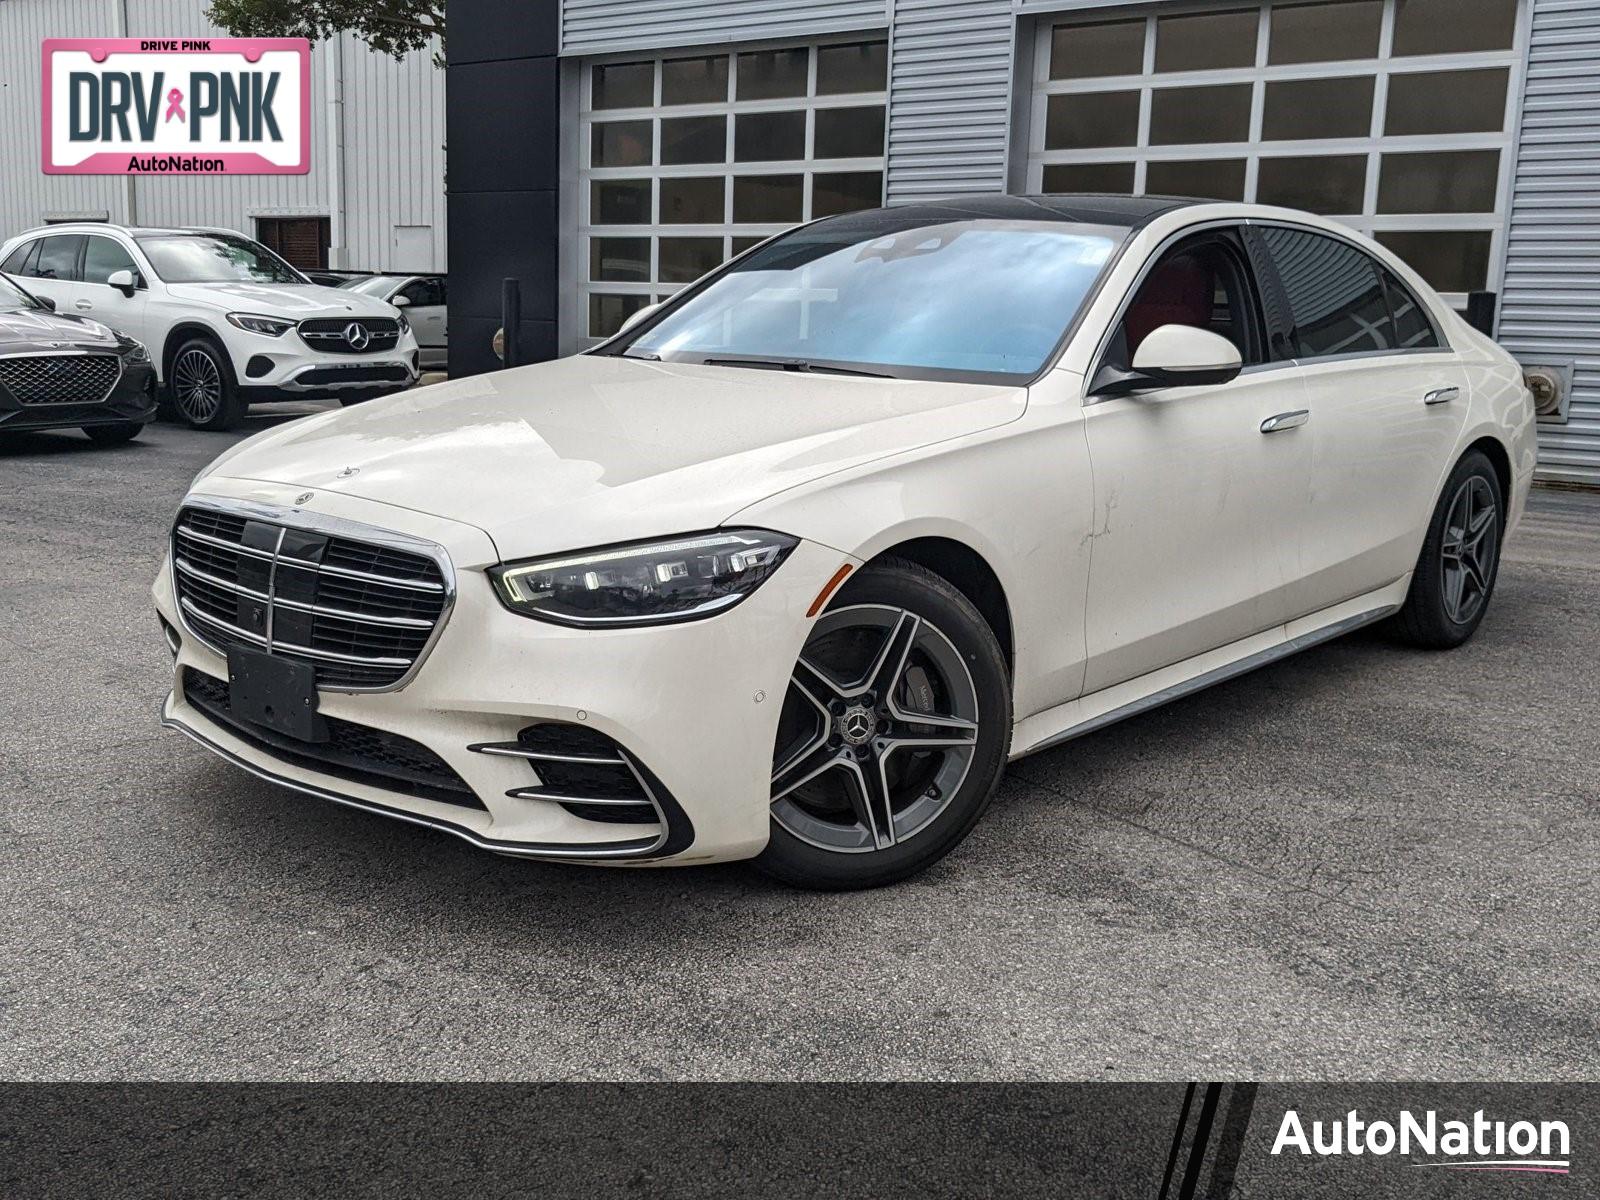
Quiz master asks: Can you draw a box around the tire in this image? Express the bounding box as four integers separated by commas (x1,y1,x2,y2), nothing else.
81,421,144,445
167,337,244,431
1392,450,1504,649
756,558,1012,890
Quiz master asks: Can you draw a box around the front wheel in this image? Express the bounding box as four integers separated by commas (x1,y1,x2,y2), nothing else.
1392,450,1504,649
81,421,144,445
756,559,1012,890
168,338,243,431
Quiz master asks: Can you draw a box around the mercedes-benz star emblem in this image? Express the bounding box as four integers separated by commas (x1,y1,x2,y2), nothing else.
337,466,360,479
838,704,878,747
344,321,371,350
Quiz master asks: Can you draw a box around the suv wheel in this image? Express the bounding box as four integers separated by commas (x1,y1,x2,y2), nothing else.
169,338,243,431
757,559,1012,890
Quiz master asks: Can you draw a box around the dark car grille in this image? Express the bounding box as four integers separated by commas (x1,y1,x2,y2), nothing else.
470,723,664,826
297,317,401,355
0,353,120,406
171,505,450,690
182,668,483,809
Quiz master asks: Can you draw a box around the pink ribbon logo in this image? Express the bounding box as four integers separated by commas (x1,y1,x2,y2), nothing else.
164,87,185,123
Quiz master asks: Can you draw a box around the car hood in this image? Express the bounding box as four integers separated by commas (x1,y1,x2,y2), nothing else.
161,281,398,318
201,354,1026,560
0,307,119,352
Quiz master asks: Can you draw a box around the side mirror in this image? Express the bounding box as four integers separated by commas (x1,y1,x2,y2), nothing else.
106,269,137,296
390,294,411,309
1092,325,1243,397
618,301,661,335
35,294,56,311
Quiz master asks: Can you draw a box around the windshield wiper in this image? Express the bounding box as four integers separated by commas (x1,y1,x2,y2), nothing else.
700,356,893,379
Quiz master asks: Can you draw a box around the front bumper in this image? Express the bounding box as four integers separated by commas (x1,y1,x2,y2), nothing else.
154,477,848,865
222,323,421,400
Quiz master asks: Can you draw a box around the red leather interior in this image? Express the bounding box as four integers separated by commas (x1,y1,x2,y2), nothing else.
1124,257,1213,356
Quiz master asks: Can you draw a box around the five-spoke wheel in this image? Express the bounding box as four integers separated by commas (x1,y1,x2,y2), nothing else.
1395,449,1504,648
759,559,1010,890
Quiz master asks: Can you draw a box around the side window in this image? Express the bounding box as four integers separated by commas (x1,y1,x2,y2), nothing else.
1112,231,1266,369
1381,268,1441,349
82,236,141,287
1,240,37,276
398,279,434,307
33,235,85,282
1258,226,1393,359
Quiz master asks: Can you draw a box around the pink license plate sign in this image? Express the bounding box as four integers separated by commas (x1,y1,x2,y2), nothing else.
42,38,310,175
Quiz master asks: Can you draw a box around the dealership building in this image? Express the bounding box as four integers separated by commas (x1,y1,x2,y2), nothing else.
447,0,1600,483
0,1,1595,483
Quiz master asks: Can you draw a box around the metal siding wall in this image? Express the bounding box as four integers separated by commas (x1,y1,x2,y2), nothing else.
0,0,446,271
1500,0,1600,484
561,0,888,54
0,0,127,231
884,0,1015,203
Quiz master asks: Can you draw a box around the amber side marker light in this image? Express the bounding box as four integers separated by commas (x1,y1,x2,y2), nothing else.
807,563,854,618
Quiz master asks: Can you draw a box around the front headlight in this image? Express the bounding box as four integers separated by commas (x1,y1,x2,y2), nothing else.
490,529,799,627
122,338,150,363
226,312,294,337
394,308,410,334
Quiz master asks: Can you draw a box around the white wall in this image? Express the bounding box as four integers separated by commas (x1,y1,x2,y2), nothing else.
0,0,446,271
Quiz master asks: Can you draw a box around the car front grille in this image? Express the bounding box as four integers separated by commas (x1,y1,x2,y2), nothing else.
469,723,665,826
182,667,483,809
171,504,451,690
296,317,402,355
0,353,121,406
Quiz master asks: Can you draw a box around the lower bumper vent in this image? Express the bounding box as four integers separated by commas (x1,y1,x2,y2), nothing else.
469,723,663,825
182,667,484,810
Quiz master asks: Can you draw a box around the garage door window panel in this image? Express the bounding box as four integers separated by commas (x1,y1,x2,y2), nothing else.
575,40,887,352
1029,1,1524,303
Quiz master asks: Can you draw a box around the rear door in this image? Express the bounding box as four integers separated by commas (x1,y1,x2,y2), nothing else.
1250,224,1469,620
1079,225,1311,693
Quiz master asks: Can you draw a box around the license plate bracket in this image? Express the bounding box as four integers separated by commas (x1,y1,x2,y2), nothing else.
228,647,327,743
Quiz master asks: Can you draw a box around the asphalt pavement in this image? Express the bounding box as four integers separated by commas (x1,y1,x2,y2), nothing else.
2,409,1597,1081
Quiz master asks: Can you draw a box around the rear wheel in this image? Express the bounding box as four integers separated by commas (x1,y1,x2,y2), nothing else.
81,421,143,445
756,559,1011,890
168,337,243,431
1393,450,1504,649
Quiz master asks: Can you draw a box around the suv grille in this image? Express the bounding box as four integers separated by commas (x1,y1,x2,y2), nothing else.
182,668,483,809
297,317,401,355
0,353,120,406
171,505,450,690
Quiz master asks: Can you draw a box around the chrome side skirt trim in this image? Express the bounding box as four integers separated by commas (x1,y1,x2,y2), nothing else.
1016,605,1399,761
162,706,670,861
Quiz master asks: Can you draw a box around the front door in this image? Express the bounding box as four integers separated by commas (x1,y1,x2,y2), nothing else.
76,234,150,347
1080,229,1310,693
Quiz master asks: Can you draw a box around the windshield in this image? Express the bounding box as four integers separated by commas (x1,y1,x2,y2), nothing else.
614,216,1122,382
0,273,42,312
340,275,404,296
134,233,305,284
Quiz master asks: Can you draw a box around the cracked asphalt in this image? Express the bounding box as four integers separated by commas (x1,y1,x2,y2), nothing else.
2,410,1597,1081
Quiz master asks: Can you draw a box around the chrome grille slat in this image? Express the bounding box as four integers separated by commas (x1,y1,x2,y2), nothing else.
0,353,122,406
174,556,435,628
171,503,452,691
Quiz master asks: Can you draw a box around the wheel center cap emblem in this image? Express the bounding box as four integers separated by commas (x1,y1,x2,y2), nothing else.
837,704,878,746
344,321,371,350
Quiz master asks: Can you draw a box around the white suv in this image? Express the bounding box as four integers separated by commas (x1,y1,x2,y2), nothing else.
0,224,420,429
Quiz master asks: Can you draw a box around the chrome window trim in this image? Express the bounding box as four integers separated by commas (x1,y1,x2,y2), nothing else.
170,494,457,695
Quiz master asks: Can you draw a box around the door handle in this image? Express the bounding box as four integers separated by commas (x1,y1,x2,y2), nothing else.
1423,386,1459,405
1260,409,1309,433
73,299,93,311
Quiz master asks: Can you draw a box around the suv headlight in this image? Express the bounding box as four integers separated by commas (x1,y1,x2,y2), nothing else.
394,309,411,335
490,530,798,627
226,312,294,337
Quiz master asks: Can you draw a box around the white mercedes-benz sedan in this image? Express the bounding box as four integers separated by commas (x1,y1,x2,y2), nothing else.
154,196,1536,889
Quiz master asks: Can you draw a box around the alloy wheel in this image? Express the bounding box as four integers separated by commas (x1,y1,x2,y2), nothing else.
770,604,980,854
1440,475,1499,625
173,348,223,424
